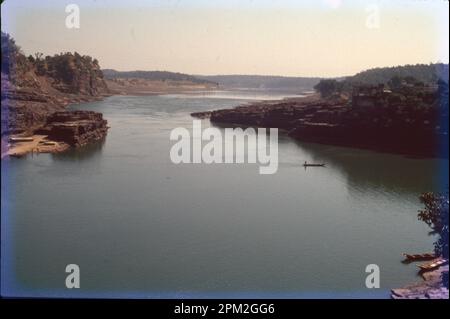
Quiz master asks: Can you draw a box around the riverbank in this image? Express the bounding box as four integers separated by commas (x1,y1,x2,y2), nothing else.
192,91,448,158
1,110,108,159
1,135,69,159
105,78,218,96
391,264,449,299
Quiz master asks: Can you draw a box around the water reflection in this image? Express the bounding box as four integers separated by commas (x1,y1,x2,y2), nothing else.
51,138,106,162
209,121,444,196
208,121,443,197
291,140,446,197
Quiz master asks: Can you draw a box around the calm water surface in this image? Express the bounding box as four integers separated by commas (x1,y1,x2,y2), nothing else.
1,91,447,298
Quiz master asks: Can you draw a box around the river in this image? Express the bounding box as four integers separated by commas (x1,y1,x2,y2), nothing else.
1,91,446,298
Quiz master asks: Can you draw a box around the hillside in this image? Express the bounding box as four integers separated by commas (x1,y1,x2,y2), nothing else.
103,69,216,85
1,32,109,136
103,69,218,95
347,63,449,85
313,63,449,98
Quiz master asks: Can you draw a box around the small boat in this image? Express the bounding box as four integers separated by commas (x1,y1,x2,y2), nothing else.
418,258,448,272
402,253,436,261
303,162,325,167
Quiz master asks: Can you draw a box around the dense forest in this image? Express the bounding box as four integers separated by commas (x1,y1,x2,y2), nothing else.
1,31,31,85
349,63,449,85
314,63,449,98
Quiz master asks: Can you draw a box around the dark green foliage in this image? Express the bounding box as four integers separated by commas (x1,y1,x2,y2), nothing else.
313,64,449,99
418,192,449,258
33,52,101,84
349,63,449,85
1,31,30,78
418,192,449,287
437,79,449,104
1,31,18,73
387,75,425,90
1,32,103,89
314,79,344,97
387,76,403,90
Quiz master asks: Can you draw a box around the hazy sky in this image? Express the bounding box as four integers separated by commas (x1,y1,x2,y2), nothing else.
1,0,449,77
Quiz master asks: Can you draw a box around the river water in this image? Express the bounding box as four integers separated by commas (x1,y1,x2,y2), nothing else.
1,91,447,298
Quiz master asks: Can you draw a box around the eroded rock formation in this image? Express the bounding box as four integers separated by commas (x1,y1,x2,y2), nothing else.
36,111,108,147
1,32,110,136
192,87,448,157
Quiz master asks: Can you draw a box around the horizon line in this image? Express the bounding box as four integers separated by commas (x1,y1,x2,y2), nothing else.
101,61,449,79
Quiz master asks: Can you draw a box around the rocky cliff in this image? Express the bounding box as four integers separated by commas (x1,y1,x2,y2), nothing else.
36,111,108,147
1,32,110,136
192,85,449,157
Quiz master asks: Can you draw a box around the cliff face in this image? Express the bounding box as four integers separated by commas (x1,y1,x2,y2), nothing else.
35,52,109,96
193,86,449,157
1,32,109,136
37,111,108,147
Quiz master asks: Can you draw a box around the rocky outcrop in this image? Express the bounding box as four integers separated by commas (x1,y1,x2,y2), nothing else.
193,87,448,157
391,265,449,299
190,111,212,119
36,111,108,147
1,32,110,136
33,52,109,97
1,71,65,135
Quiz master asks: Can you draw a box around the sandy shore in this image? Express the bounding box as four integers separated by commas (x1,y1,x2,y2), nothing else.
105,78,218,96
1,135,69,159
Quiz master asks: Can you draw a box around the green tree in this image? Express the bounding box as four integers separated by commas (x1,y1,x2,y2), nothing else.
314,79,342,97
387,76,403,90
418,192,449,287
34,52,43,61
